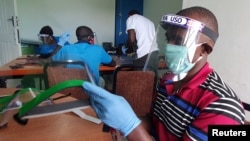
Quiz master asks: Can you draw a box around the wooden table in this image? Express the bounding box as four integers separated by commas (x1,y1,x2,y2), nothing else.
0,55,118,88
0,56,117,77
0,88,113,141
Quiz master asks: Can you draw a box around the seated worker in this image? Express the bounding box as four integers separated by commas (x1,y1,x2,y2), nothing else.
19,27,69,88
38,25,70,58
82,6,246,141
52,25,116,87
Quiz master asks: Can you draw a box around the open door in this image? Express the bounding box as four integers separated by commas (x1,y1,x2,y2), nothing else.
0,0,21,66
115,0,143,47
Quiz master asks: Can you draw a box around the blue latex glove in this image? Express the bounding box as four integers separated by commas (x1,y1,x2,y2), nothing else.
57,32,70,46
122,45,128,54
82,82,141,136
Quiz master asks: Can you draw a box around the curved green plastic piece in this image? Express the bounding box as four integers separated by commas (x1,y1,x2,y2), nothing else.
17,79,85,117
0,88,42,112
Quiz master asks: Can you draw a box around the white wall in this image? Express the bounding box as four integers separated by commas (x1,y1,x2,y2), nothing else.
17,0,115,45
183,0,250,119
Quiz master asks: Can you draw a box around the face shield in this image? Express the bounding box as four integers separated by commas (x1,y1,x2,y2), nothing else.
157,14,218,82
0,88,51,127
37,34,56,57
38,34,50,45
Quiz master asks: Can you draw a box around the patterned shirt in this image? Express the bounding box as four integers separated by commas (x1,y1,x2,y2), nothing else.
152,63,245,141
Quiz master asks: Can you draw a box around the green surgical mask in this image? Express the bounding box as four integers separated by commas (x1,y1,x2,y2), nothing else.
165,44,194,75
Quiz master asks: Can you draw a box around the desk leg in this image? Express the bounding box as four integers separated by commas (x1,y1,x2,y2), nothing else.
0,77,7,88
21,75,44,90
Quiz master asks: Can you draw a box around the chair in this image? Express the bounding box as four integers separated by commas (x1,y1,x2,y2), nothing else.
43,60,95,100
42,60,101,124
112,64,156,117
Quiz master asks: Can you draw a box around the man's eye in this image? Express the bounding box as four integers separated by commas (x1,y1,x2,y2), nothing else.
165,34,174,42
174,39,183,45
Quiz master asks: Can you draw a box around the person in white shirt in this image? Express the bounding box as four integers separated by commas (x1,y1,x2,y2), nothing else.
126,9,159,72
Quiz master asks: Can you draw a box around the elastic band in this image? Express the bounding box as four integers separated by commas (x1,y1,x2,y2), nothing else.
201,26,218,42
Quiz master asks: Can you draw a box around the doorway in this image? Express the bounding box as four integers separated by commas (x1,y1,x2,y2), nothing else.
0,0,21,66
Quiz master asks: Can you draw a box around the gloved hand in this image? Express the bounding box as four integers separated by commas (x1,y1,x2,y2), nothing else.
57,32,70,46
122,45,128,55
82,82,141,137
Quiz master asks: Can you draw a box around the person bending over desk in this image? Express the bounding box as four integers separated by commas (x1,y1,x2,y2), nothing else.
82,6,245,141
125,9,159,72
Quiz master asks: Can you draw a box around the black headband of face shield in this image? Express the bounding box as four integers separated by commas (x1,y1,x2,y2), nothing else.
79,32,95,39
201,26,218,43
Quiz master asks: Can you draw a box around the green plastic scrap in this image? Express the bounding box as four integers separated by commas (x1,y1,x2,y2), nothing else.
0,88,42,113
17,79,85,117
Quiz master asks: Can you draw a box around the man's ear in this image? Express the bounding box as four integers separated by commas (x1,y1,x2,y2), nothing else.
88,36,95,44
202,43,213,54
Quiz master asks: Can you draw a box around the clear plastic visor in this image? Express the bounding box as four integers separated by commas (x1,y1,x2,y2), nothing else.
38,34,50,45
151,15,208,82
158,15,207,65
164,24,202,47
142,15,212,78
161,14,205,49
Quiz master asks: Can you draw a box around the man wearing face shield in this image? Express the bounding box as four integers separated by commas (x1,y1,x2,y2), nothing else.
38,25,70,58
52,26,116,87
82,6,245,141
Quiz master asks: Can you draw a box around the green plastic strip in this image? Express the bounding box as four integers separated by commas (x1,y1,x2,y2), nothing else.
0,88,42,112
17,79,85,117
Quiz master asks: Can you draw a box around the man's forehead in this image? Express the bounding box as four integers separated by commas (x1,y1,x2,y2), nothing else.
166,26,187,37
161,14,217,43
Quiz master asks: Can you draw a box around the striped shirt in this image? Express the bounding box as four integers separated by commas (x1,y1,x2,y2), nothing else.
152,63,245,141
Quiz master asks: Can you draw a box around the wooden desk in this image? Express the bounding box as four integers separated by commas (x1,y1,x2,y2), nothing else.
0,57,43,77
0,88,113,141
0,56,116,77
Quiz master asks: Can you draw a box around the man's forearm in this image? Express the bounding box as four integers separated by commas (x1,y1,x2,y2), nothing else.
126,123,153,141
50,45,62,56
